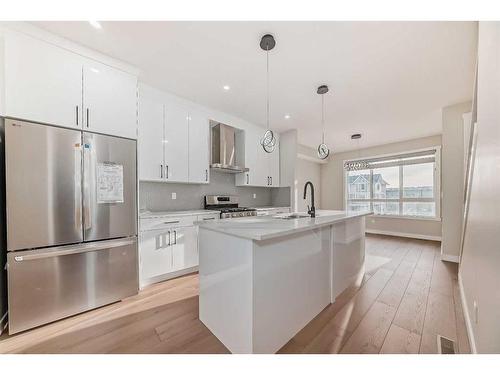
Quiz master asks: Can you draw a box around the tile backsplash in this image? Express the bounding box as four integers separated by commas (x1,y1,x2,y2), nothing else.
139,170,290,211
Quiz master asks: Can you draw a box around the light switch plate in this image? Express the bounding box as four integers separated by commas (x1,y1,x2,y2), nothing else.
171,192,177,200
253,193,256,199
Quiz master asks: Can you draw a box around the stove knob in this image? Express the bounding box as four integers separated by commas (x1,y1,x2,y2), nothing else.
239,212,244,217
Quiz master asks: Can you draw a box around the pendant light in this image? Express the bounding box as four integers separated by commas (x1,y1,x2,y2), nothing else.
317,85,330,159
260,34,277,153
343,133,369,170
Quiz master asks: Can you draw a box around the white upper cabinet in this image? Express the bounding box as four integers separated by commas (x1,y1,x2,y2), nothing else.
1,30,138,139
2,32,83,128
236,126,280,187
83,61,137,139
267,133,280,187
138,86,164,181
138,84,211,184
188,111,210,184
164,102,189,182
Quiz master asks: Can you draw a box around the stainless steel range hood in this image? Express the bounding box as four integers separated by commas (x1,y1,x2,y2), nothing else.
210,122,248,173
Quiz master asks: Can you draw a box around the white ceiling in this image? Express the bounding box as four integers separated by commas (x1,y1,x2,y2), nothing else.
33,21,477,152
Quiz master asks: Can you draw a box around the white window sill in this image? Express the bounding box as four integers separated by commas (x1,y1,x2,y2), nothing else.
369,214,442,222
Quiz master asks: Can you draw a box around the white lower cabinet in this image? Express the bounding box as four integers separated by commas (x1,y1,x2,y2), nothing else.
139,213,215,288
139,228,174,281
171,226,199,272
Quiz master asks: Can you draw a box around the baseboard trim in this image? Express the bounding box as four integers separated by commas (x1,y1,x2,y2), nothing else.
440,253,460,263
458,272,477,354
365,229,441,242
0,311,7,336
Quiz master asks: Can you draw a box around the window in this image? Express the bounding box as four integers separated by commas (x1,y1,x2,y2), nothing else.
345,148,440,219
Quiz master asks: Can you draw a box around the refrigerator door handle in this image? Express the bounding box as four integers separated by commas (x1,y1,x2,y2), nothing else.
83,142,92,231
12,238,136,262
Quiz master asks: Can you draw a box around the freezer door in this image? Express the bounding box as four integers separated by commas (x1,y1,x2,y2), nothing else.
83,132,137,241
5,119,83,251
7,237,138,334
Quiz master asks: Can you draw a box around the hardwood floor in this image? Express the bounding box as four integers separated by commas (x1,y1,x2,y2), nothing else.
0,234,470,354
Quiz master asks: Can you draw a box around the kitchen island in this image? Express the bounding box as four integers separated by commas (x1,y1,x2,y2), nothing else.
197,209,372,353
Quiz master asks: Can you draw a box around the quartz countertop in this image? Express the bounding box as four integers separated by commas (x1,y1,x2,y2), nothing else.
252,206,291,211
139,209,220,219
196,209,373,241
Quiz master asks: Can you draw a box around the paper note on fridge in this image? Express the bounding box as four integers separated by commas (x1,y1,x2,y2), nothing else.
97,162,124,203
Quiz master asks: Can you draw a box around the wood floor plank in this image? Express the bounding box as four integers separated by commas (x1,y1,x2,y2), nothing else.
340,302,397,354
380,324,421,354
421,291,457,341
377,260,415,308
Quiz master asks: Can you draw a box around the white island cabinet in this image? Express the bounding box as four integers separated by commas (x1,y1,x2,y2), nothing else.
197,210,371,353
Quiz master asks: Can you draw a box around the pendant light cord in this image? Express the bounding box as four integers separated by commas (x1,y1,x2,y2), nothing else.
266,46,270,131
321,93,325,143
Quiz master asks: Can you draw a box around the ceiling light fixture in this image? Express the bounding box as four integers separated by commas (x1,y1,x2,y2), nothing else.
284,114,291,119
89,21,102,29
260,34,277,154
316,85,331,160
223,85,230,91
344,133,369,170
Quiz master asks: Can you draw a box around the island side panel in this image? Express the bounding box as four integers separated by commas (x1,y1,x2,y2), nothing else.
198,228,254,353
252,227,332,353
331,216,366,300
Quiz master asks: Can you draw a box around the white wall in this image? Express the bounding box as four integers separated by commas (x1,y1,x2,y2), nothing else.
441,101,471,261
295,157,321,213
320,135,443,240
459,22,500,353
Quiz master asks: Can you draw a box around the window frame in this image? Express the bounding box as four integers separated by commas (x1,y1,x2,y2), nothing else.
343,146,441,221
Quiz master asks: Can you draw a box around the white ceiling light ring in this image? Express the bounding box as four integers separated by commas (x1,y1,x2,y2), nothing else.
260,34,277,154
317,84,331,160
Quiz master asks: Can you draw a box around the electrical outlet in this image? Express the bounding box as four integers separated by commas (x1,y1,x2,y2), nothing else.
171,192,177,200
473,301,478,323
253,193,256,199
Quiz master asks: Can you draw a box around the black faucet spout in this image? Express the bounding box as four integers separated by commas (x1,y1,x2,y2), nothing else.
303,181,316,218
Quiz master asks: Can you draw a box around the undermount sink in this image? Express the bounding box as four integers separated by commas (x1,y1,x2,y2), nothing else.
275,213,311,219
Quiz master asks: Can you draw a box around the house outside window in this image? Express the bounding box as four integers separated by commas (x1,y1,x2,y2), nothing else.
344,148,441,219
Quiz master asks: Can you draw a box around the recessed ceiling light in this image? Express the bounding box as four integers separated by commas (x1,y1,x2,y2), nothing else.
284,114,291,119
89,21,102,29
223,85,230,91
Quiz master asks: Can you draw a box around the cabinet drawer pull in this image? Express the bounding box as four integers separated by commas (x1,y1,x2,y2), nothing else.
163,220,180,225
86,108,90,128
173,230,177,245
270,176,272,185
166,165,169,179
160,164,163,179
203,217,215,220
246,173,249,184
76,105,79,125
205,169,208,181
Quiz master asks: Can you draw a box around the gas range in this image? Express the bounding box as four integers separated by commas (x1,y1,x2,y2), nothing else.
204,195,257,219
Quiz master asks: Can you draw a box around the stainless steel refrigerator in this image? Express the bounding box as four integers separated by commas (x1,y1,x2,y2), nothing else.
3,118,138,334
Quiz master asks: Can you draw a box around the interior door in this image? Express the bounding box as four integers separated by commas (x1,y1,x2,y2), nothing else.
83,132,137,242
83,61,137,139
164,103,189,182
3,31,83,129
5,119,83,251
138,85,165,181
188,111,210,183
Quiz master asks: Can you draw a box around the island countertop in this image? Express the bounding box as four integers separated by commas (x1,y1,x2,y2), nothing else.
196,209,373,241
